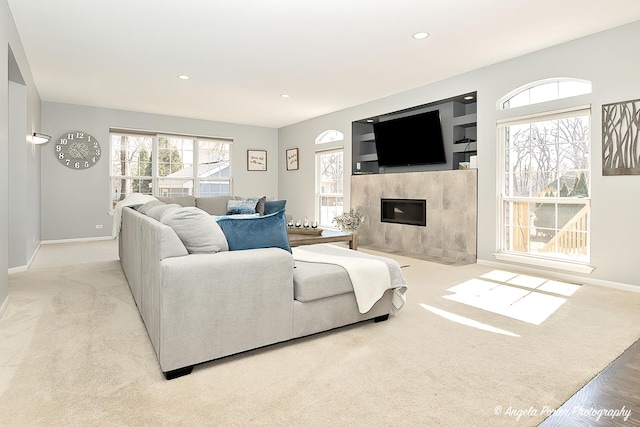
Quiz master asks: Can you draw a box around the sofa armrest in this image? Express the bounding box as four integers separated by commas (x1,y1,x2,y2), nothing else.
154,248,294,371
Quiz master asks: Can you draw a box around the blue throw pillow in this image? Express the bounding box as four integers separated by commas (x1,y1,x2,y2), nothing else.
264,199,286,215
216,209,291,253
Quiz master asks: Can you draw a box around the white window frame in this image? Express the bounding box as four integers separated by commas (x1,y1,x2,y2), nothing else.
315,129,344,145
496,105,593,272
109,130,233,210
499,77,592,110
315,147,345,228
314,129,345,227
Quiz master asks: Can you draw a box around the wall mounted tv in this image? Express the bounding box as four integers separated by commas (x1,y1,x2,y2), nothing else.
373,110,446,167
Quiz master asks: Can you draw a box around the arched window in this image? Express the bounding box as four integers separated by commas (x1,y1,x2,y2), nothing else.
499,78,591,110
315,129,344,145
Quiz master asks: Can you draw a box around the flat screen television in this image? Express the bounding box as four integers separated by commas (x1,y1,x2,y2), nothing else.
373,110,446,167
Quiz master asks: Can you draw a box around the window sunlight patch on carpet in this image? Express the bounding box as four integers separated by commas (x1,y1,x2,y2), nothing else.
419,304,520,337
442,270,581,325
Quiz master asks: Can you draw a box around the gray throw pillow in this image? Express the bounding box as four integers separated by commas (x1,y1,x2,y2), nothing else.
160,207,229,254
137,200,165,215
147,203,181,221
255,196,267,215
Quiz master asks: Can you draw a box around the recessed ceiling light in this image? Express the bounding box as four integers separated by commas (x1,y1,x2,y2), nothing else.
366,119,374,123
280,94,291,98
464,95,474,100
412,32,430,40
177,75,190,80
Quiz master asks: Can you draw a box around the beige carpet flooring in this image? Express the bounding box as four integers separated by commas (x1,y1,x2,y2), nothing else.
1,240,640,426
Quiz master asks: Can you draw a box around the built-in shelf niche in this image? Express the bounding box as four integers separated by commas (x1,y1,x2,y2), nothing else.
352,92,477,173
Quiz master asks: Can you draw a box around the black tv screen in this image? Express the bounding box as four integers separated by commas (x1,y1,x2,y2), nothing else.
373,110,446,167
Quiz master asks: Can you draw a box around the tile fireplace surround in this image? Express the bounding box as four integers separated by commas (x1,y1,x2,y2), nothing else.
351,170,477,262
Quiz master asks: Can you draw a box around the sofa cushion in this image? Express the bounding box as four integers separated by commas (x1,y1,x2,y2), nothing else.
264,199,286,215
293,261,354,302
156,195,196,207
226,198,260,215
137,199,165,215
147,203,181,221
195,196,238,215
216,209,291,252
160,207,229,254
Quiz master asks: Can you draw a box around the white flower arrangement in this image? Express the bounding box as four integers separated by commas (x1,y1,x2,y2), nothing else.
332,209,364,231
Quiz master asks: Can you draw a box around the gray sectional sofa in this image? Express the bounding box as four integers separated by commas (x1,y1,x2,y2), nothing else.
117,195,396,379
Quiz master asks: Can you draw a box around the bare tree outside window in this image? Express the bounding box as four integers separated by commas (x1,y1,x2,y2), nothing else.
111,135,153,207
502,113,591,262
110,133,232,208
316,150,344,226
505,116,589,198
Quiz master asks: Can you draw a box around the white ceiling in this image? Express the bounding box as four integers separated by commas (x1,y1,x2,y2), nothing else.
8,0,640,128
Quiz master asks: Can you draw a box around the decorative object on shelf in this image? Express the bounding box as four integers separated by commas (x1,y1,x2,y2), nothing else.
286,148,299,170
247,150,267,171
55,131,101,170
602,98,640,175
332,209,364,232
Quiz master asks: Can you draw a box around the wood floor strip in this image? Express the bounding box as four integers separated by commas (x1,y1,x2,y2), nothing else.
538,337,640,426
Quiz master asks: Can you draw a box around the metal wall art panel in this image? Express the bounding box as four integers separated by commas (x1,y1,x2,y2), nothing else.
602,98,640,175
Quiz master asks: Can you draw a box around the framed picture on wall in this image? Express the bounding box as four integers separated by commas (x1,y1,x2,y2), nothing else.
247,150,267,171
286,148,299,170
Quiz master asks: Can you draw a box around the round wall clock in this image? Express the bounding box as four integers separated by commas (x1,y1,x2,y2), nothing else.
55,131,101,170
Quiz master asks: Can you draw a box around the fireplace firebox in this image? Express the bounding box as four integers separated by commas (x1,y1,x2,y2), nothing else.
381,198,426,226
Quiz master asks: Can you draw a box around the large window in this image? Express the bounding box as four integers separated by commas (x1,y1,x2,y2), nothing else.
498,108,591,264
110,131,232,209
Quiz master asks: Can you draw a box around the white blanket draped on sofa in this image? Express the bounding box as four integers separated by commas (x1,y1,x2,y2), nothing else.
111,193,158,238
292,244,407,314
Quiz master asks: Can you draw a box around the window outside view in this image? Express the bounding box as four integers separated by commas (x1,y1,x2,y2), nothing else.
317,150,344,227
110,133,231,209
501,113,590,263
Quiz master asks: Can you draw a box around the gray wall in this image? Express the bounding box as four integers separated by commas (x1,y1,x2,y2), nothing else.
8,81,26,268
41,102,279,240
278,21,640,288
2,0,43,312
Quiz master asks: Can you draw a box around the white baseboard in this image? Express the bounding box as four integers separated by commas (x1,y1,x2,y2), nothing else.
0,296,8,320
8,242,41,275
477,259,640,293
42,236,114,245
8,266,28,274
